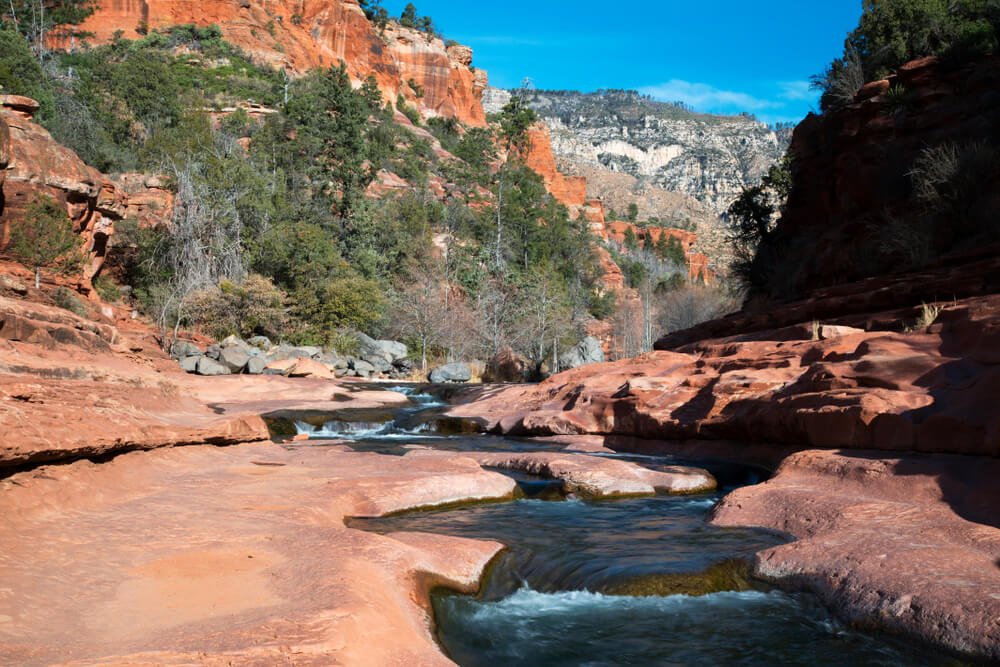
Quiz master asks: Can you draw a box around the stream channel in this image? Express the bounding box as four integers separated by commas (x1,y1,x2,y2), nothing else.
267,385,962,666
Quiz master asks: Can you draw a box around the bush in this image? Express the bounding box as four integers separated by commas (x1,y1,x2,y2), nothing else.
6,194,81,284
186,274,287,339
53,287,90,318
814,0,1000,113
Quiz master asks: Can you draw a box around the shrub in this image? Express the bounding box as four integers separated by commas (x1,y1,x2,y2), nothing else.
6,194,81,287
186,274,287,339
93,274,122,302
53,287,89,318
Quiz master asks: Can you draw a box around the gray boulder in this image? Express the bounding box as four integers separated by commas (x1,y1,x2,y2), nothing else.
351,359,375,378
219,346,250,373
364,355,393,374
245,356,267,375
179,355,201,373
358,333,407,363
220,334,249,349
196,356,229,376
247,335,272,350
169,340,202,360
204,344,222,361
429,362,472,384
559,336,604,371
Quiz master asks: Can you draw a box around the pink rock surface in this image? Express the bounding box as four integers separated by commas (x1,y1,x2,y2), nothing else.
0,444,514,665
469,451,715,497
711,448,1000,660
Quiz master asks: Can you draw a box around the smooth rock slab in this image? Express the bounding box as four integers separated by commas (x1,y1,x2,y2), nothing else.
469,451,716,498
0,445,515,665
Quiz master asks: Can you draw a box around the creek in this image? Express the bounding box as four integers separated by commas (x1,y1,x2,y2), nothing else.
271,385,959,666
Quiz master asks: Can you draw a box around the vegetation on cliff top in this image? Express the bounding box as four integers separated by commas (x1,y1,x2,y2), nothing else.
0,22,632,365
813,0,1000,113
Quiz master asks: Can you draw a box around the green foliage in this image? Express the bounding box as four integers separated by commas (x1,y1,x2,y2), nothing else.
623,226,638,250
53,287,89,317
7,194,80,274
187,274,287,339
654,232,687,266
0,26,53,116
726,153,792,292
93,274,121,302
396,93,421,125
451,127,497,184
814,0,1000,112
3,0,96,45
498,93,538,152
627,202,639,222
289,275,386,345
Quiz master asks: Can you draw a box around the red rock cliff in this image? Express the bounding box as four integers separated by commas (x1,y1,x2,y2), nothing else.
773,55,1000,296
69,0,487,126
0,96,170,297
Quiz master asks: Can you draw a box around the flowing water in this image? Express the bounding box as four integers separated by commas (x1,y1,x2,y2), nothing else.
275,385,962,666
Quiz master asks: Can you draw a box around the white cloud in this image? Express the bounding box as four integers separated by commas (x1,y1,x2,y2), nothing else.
639,80,778,112
778,80,814,101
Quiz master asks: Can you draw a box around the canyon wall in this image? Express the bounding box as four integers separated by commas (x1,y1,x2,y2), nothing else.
69,0,488,126
487,89,790,213
769,55,1000,297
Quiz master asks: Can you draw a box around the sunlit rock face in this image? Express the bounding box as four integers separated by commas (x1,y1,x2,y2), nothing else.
487,88,790,213
68,0,488,126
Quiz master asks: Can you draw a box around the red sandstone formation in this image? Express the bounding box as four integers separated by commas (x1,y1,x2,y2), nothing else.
523,124,587,213
0,96,121,295
469,451,715,497
712,448,1000,660
0,443,513,664
70,0,488,126
774,54,1000,295
450,293,1000,456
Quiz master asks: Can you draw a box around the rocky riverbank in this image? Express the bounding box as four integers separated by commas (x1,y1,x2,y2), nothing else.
443,291,1000,660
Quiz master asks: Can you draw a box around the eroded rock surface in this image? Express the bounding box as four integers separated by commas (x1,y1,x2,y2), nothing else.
712,449,1000,660
471,451,715,497
69,0,488,126
0,444,513,665
452,295,1000,457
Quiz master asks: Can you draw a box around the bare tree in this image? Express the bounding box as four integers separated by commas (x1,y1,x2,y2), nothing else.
387,266,450,370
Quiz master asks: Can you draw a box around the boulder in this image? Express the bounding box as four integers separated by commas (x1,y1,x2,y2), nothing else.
559,336,604,371
393,358,415,375
204,344,222,361
220,335,248,349
263,358,297,376
0,275,29,296
358,334,407,363
429,362,472,384
351,359,376,378
245,356,267,375
286,358,334,379
169,340,202,360
364,355,393,374
179,355,200,373
247,335,272,350
195,356,229,376
219,346,250,373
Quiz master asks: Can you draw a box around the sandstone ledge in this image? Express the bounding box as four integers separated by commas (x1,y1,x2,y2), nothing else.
469,451,716,497
712,448,1000,660
0,444,515,665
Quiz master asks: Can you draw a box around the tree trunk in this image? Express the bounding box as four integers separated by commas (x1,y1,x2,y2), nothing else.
34,266,40,289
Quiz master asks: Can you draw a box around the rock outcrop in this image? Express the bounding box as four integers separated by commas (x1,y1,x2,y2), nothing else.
0,96,118,294
450,293,1000,457
69,0,488,126
765,55,1000,298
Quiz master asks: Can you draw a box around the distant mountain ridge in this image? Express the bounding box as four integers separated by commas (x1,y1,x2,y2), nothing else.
484,87,792,213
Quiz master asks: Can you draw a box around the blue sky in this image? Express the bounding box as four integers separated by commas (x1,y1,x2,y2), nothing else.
380,1,863,124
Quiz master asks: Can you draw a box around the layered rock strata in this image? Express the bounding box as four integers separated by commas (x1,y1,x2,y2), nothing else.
69,0,488,126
